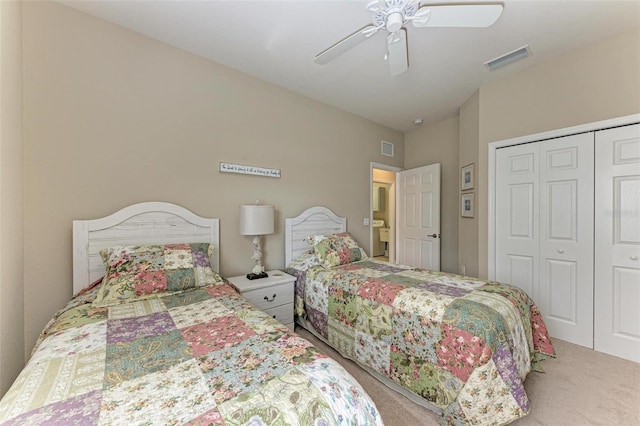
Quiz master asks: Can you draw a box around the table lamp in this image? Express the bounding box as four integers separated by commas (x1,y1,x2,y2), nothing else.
239,202,274,280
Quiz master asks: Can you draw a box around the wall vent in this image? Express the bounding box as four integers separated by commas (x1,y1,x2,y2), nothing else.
485,45,531,71
381,140,394,157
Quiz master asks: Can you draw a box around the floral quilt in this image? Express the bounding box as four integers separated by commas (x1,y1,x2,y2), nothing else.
0,281,382,426
286,258,555,425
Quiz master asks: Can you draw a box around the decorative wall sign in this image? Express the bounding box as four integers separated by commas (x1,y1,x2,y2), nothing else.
220,162,281,178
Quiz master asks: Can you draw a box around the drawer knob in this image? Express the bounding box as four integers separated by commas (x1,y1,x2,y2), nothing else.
264,294,277,302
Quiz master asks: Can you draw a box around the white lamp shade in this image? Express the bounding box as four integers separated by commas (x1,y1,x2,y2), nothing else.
239,205,274,236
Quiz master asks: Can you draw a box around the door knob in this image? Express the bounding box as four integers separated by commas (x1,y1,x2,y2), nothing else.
428,233,440,238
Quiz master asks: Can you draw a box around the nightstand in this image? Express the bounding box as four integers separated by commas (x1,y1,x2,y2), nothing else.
227,270,296,331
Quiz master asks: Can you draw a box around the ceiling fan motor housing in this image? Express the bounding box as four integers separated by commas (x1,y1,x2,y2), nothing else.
369,0,419,29
386,12,404,32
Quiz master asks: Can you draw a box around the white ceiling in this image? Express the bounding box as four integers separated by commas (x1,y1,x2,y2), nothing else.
58,0,640,132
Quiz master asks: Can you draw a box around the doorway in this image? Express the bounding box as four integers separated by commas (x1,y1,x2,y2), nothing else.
371,163,400,262
371,162,442,270
372,181,392,260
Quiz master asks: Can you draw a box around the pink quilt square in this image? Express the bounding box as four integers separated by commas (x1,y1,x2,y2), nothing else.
134,271,167,295
164,243,190,250
437,323,491,382
181,315,255,357
184,407,225,426
205,283,238,298
341,264,360,271
357,278,404,305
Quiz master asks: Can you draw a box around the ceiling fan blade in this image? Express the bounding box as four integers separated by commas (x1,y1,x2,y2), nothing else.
412,4,503,28
387,29,408,76
314,25,379,65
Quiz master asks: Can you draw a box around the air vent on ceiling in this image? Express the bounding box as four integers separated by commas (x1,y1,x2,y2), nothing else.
485,45,531,71
381,141,394,157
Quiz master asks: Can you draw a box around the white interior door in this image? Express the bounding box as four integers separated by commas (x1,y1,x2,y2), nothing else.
594,124,640,363
538,134,594,348
396,163,441,270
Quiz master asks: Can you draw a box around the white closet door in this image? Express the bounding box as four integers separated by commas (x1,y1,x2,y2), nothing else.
594,124,640,363
539,134,594,348
496,143,539,299
496,134,595,348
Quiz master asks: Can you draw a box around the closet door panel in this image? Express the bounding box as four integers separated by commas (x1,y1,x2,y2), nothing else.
539,133,594,348
595,124,640,362
545,258,577,323
614,177,640,245
496,144,539,300
506,255,535,296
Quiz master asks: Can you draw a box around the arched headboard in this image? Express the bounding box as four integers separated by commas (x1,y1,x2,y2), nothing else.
284,206,346,265
72,202,219,295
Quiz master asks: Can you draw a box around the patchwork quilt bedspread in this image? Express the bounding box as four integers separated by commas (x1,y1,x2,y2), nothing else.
286,259,555,425
0,281,382,426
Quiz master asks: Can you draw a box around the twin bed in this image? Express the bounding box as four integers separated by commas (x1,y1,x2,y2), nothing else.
0,202,555,426
0,203,381,426
284,206,555,425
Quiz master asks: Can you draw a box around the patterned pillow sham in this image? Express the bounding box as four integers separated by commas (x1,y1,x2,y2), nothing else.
306,232,368,268
287,250,322,272
93,243,224,307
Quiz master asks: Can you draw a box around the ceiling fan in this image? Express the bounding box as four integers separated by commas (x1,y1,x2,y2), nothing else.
314,0,504,76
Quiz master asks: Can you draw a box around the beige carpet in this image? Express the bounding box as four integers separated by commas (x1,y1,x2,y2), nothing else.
295,327,640,425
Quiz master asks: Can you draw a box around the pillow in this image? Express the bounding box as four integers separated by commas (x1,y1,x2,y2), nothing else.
93,243,224,307
286,250,322,273
306,232,368,268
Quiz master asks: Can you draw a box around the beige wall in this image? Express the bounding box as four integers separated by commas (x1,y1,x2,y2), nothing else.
458,92,480,277
21,2,403,356
0,0,25,396
404,116,459,273
460,29,640,279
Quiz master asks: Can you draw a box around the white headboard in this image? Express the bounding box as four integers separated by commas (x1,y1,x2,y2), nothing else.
73,202,220,295
284,206,346,266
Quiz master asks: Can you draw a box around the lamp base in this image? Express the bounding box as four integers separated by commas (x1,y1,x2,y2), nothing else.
246,272,269,280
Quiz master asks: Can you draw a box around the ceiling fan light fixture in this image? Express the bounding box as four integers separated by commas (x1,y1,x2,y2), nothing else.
386,12,404,32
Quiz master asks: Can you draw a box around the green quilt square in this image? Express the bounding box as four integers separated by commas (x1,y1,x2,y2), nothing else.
104,329,191,388
328,287,358,327
389,350,462,409
355,297,392,338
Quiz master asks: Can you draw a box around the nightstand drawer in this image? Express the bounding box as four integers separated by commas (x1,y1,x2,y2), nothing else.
264,303,294,326
241,282,294,310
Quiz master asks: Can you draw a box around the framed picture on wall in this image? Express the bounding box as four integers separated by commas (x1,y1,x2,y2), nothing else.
461,163,475,190
461,193,474,218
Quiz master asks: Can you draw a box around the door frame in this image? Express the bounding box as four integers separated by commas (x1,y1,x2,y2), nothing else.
370,162,401,262
487,114,640,280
